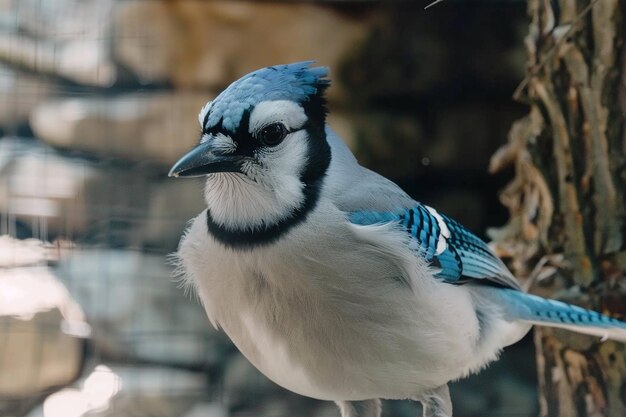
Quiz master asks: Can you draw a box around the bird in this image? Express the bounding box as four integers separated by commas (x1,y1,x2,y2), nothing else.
168,61,626,417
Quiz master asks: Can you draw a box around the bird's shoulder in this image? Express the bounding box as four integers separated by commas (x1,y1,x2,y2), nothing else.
324,135,519,290
324,130,415,212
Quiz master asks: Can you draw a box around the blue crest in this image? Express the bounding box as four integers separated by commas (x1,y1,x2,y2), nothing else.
204,61,329,133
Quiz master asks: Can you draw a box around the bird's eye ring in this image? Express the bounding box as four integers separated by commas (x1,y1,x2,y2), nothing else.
257,122,288,147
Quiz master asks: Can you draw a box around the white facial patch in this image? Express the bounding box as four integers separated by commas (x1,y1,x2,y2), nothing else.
249,100,308,135
198,101,212,128
425,205,450,255
204,132,237,154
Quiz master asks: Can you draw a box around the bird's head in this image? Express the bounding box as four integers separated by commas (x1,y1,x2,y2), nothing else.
169,62,332,242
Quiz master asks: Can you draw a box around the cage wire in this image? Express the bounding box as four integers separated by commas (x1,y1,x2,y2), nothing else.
0,1,539,417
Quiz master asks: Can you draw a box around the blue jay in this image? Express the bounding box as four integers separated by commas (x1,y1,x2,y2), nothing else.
169,62,626,417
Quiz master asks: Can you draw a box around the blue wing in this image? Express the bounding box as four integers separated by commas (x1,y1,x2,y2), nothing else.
349,203,521,290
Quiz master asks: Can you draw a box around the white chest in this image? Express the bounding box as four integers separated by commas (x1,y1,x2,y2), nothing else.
177,211,347,399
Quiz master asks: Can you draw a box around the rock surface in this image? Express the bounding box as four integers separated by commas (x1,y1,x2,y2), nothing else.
0,0,116,86
183,402,229,417
30,92,209,166
112,1,368,96
0,65,56,130
25,364,209,417
0,0,369,93
0,139,97,240
0,236,88,404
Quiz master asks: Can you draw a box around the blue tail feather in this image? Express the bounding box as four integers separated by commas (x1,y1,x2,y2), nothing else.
487,288,626,342
497,289,626,327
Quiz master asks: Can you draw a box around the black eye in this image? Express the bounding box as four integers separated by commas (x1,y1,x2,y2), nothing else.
258,123,288,146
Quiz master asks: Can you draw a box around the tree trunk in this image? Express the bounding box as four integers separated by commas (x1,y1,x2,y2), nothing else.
489,1,626,416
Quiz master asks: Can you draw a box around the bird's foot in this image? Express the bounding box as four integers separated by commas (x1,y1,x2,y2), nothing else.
335,399,382,417
419,384,452,417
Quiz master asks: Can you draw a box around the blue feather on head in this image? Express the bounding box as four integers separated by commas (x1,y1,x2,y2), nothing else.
205,61,330,133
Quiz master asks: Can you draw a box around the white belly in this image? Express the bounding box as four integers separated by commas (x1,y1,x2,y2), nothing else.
228,311,342,400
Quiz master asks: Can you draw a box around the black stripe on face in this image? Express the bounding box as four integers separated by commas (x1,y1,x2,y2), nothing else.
205,98,331,250
202,107,211,132
203,110,257,158
232,110,256,157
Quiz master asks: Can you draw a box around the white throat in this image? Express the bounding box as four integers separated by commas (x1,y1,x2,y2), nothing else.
203,130,309,231
203,174,303,231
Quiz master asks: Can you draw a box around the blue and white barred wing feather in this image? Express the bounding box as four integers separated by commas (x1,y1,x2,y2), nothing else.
349,203,521,290
348,203,626,341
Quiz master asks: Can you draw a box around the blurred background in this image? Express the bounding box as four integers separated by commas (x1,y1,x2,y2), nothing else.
0,1,539,416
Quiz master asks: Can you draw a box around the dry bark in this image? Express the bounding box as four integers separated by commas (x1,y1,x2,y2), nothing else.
489,0,626,416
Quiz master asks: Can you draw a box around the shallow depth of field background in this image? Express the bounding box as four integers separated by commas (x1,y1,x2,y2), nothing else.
0,1,538,416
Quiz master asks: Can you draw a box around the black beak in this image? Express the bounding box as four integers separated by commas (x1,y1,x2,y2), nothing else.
168,142,245,178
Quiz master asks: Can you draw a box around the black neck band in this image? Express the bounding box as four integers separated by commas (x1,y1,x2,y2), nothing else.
206,175,324,250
